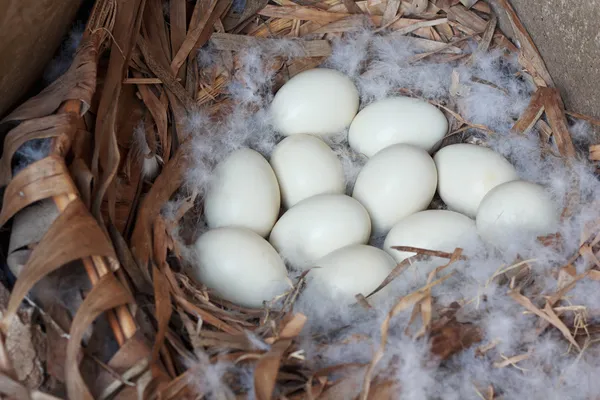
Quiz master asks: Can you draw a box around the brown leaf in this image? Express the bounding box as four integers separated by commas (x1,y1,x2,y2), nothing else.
254,339,293,400
0,114,76,186
225,0,269,31
151,265,172,365
0,155,77,228
512,89,544,134
447,4,487,33
210,33,332,57
65,273,133,400
259,5,351,24
509,290,579,350
540,87,576,158
381,0,402,26
131,144,187,267
1,32,101,123
494,0,554,87
92,0,146,227
430,319,482,360
171,0,228,74
3,199,116,326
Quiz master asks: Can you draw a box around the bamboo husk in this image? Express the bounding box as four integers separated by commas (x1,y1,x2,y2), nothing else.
0,0,598,399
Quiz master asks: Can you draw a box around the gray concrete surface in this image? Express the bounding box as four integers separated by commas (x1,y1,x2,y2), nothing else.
507,0,600,118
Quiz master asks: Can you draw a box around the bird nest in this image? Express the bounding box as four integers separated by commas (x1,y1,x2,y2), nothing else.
0,0,600,399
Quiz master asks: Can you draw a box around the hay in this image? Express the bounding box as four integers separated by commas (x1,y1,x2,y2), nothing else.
0,0,599,399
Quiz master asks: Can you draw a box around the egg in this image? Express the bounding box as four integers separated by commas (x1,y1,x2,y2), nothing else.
270,134,345,208
476,180,559,244
269,194,371,268
348,97,448,157
352,144,437,234
383,210,477,263
270,68,359,136
191,227,291,308
434,144,519,217
308,245,396,304
204,148,280,237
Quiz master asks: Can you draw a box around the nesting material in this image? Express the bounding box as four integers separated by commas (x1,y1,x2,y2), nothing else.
4,0,600,399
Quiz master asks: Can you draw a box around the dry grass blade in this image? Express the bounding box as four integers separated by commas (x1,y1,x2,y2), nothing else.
258,5,350,24
171,0,219,73
508,290,580,350
512,88,544,134
3,198,116,327
495,0,554,87
65,273,134,400
540,87,576,158
447,4,487,33
0,156,78,227
360,273,453,400
210,33,332,57
151,265,173,364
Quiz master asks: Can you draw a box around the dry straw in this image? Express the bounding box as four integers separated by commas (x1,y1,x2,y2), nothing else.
0,0,598,399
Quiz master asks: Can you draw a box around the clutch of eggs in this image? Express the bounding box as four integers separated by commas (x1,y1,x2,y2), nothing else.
189,68,560,308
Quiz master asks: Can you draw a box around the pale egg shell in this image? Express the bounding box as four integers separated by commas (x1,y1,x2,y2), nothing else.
191,227,291,308
434,144,519,218
204,148,280,237
352,144,437,235
269,194,371,269
270,68,359,136
476,180,559,244
270,134,345,208
308,245,396,304
348,97,448,157
383,210,477,263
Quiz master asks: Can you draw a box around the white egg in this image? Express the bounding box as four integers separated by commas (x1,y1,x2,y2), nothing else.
270,134,345,208
270,68,359,136
269,194,371,268
434,144,519,218
204,148,280,237
476,180,559,244
308,245,396,304
348,97,448,157
383,210,477,263
352,144,437,235
191,227,291,308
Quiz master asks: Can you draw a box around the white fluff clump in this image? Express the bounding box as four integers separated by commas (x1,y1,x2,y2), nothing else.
177,29,600,399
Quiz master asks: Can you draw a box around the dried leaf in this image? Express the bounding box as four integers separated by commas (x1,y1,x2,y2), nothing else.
151,265,172,364
65,273,133,400
447,4,487,33
381,0,401,26
0,156,77,228
495,0,554,86
509,290,579,350
210,33,332,57
3,199,116,326
512,89,544,134
259,5,351,24
0,114,75,186
2,33,101,123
